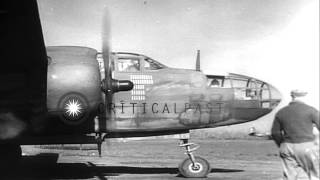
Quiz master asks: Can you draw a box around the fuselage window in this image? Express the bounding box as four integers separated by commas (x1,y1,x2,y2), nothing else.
232,79,247,88
144,58,166,70
209,79,221,87
223,78,232,88
207,77,232,88
246,80,260,99
117,58,140,72
232,79,251,100
144,60,157,70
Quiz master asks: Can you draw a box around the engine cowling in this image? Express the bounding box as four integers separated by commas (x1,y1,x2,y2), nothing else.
46,46,103,130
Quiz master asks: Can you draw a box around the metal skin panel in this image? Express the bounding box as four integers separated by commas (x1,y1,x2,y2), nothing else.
111,69,208,131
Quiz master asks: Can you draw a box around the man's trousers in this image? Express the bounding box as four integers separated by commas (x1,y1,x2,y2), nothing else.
280,142,319,180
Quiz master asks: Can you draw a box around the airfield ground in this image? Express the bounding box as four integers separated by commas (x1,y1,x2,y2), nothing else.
0,138,288,180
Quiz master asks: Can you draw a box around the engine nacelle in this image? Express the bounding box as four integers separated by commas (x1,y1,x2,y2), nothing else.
46,46,103,130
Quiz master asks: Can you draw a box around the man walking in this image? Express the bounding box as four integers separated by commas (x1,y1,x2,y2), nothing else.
271,90,319,180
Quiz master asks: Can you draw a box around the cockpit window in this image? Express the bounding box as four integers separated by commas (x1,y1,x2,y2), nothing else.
117,58,140,72
209,79,221,87
231,78,247,87
144,57,166,70
206,75,230,88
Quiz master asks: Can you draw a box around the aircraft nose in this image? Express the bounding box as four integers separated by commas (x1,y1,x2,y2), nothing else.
226,73,282,110
229,81,282,123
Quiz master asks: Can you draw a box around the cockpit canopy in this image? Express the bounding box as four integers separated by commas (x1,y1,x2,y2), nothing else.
112,52,167,72
96,52,167,74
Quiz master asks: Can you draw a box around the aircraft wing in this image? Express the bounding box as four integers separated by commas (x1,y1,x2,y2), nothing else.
0,0,47,116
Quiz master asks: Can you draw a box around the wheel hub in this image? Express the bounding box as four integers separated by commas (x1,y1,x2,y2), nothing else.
188,162,203,173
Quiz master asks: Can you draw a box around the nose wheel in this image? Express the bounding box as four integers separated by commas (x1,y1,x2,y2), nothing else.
178,139,211,178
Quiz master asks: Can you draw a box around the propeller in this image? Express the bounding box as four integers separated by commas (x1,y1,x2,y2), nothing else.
100,8,133,133
101,7,112,100
101,9,133,95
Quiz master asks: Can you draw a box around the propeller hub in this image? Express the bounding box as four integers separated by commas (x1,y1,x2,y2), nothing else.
101,79,134,93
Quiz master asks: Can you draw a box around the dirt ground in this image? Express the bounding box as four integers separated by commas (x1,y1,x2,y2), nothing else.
2,138,284,180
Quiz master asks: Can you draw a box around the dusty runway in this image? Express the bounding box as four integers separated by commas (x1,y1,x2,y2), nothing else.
2,139,283,180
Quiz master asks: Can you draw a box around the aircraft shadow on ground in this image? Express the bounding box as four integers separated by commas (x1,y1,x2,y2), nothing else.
1,153,244,180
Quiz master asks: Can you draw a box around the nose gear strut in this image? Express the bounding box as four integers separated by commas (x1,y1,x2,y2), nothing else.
178,139,211,178
179,139,200,166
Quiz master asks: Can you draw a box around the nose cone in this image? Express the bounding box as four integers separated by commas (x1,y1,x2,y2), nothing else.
266,84,282,110
247,83,282,121
225,73,282,122
230,82,281,123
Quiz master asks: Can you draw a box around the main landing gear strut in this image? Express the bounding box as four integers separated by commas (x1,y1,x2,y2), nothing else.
178,139,211,178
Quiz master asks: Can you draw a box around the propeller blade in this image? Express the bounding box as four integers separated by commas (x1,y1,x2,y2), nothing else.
101,8,133,95
100,8,133,133
99,8,113,133
101,8,111,83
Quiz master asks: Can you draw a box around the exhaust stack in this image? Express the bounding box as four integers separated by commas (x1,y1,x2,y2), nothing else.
196,50,201,71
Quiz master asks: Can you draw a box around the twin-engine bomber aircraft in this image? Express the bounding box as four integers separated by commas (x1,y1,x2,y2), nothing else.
0,0,281,178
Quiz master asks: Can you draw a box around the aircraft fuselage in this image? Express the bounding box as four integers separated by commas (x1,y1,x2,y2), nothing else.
36,46,282,139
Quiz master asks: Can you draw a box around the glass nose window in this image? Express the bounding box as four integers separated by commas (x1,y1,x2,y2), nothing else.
231,78,249,100
229,74,281,108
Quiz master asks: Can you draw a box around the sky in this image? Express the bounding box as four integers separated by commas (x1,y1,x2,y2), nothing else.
37,0,319,133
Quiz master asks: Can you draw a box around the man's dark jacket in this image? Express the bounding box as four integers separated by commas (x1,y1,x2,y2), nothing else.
272,101,319,146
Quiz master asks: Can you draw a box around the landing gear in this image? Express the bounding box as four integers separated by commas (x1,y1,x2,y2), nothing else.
178,139,211,178
95,133,105,157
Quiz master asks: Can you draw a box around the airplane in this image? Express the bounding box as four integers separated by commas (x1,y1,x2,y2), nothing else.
0,0,282,178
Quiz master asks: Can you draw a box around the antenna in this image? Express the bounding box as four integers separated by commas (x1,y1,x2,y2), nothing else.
196,50,200,71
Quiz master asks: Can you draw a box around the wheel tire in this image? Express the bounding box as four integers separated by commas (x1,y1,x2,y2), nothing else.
178,156,211,178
